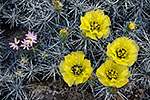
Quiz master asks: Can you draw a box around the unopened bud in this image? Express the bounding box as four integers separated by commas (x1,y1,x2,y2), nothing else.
128,21,136,30
60,29,68,38
53,0,63,11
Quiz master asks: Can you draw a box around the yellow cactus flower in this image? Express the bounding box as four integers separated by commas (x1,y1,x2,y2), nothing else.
59,51,93,87
96,59,130,88
107,37,139,66
129,21,136,30
79,9,111,40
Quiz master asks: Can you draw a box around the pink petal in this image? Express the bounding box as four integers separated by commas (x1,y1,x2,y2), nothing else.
30,42,33,46
10,45,14,48
21,41,24,44
14,38,17,43
17,40,20,43
31,32,34,35
28,31,31,35
16,46,19,50
33,36,37,40
13,46,16,50
25,34,28,37
27,47,30,50
9,43,13,45
33,41,37,43
20,44,24,47
25,40,28,43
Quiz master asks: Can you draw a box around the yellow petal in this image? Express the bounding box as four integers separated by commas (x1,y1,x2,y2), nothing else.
116,78,129,88
96,31,103,39
80,16,90,30
62,72,74,87
86,32,98,40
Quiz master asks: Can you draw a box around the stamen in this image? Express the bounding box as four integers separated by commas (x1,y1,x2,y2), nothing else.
14,43,17,45
90,21,100,32
71,65,83,75
116,48,127,58
106,69,118,80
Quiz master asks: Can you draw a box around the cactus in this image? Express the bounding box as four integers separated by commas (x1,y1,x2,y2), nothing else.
0,0,150,99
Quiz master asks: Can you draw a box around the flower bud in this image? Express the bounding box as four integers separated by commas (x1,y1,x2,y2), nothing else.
59,29,68,41
53,0,63,11
128,21,136,30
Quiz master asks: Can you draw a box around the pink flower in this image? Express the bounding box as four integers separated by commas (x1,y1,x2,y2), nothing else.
25,31,37,46
9,38,20,50
20,39,30,50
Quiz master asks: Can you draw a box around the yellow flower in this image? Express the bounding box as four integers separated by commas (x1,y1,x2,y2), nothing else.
129,21,136,30
59,51,93,87
96,59,130,88
107,37,139,66
79,9,111,40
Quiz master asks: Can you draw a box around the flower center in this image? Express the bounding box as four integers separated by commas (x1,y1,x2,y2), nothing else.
71,65,83,75
90,21,100,32
14,43,17,45
25,43,27,46
116,48,127,58
106,69,118,80
29,38,33,41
